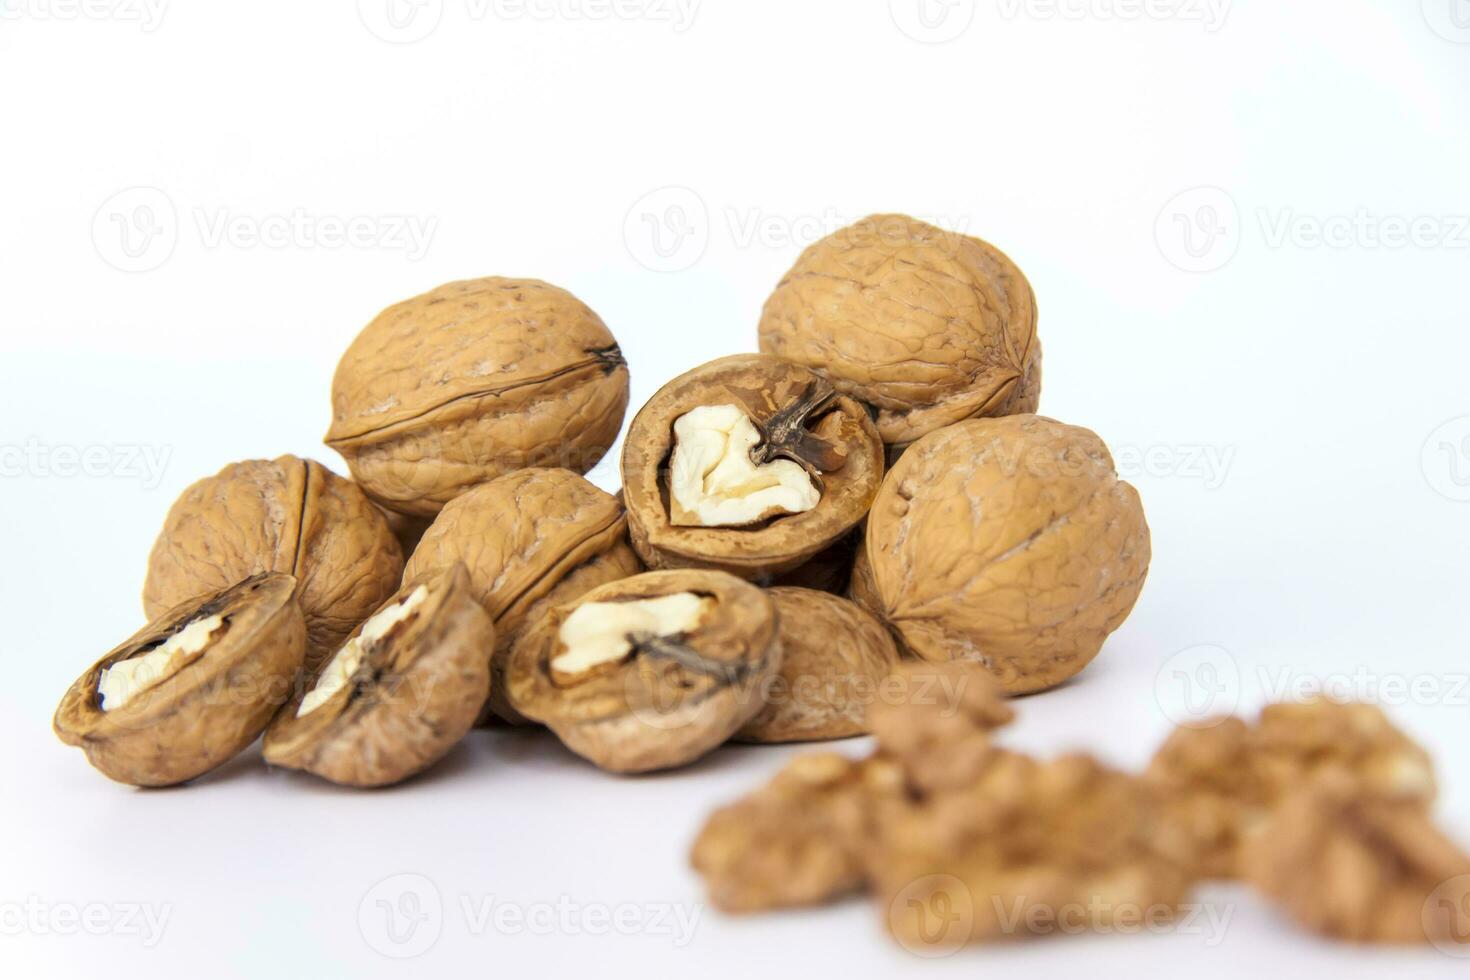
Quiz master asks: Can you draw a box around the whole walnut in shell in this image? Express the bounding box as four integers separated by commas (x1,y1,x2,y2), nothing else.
506,569,781,773
736,588,899,743
402,468,643,723
622,354,883,581
263,565,493,788
144,456,403,677
853,415,1150,694
326,277,630,517
758,214,1040,453
55,574,306,787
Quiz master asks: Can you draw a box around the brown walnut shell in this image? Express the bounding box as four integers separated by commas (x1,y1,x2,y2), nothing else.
326,277,630,518
736,588,900,743
402,468,643,723
854,415,1150,694
758,214,1040,452
55,573,306,788
506,569,781,774
621,354,883,580
143,455,403,677
263,565,493,788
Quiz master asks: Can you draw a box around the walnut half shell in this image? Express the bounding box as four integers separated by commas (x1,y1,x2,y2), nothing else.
262,565,493,788
55,573,306,788
506,569,781,773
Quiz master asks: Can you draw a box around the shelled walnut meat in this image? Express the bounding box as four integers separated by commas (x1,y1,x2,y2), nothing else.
853,415,1150,694
326,277,630,518
144,455,403,676
263,565,493,788
758,214,1041,455
507,569,781,773
402,468,643,723
55,574,306,787
622,354,884,581
736,588,899,743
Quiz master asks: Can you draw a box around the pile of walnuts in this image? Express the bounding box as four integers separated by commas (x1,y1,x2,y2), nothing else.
692,665,1470,951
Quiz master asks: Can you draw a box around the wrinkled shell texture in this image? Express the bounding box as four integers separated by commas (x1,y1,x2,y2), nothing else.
622,354,884,580
143,456,403,676
55,574,306,788
263,565,494,788
1147,700,1438,879
403,468,643,722
856,415,1150,694
1241,773,1470,944
327,277,630,517
736,588,899,743
758,214,1041,449
508,570,781,773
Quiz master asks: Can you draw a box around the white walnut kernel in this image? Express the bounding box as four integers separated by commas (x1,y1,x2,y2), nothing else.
297,585,428,717
551,592,712,683
98,614,225,712
669,405,820,527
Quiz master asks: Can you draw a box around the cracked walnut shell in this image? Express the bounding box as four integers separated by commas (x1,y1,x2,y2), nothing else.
144,456,403,677
326,277,629,518
402,468,643,723
263,564,493,788
854,415,1150,694
735,588,900,744
55,574,306,788
622,354,883,581
506,569,781,773
758,214,1040,452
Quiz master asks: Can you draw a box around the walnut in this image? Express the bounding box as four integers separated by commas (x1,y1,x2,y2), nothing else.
854,415,1150,694
1146,700,1438,879
875,753,1197,950
758,214,1041,454
402,467,642,723
1241,771,1470,945
735,588,900,743
867,660,1015,794
54,574,306,787
326,277,630,517
262,565,494,788
143,455,403,676
506,569,782,773
621,354,884,581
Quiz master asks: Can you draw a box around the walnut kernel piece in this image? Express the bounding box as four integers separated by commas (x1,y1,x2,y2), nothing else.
855,415,1150,694
507,569,781,773
1241,771,1470,945
622,354,883,581
758,214,1041,453
263,565,493,788
55,574,306,788
326,277,630,518
143,455,403,676
551,592,712,685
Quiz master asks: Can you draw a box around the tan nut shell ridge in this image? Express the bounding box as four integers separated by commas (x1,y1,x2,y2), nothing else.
507,570,781,773
621,354,884,580
263,565,494,788
855,415,1150,694
402,468,643,723
143,455,403,676
55,573,307,788
758,214,1041,449
327,277,630,517
736,587,899,743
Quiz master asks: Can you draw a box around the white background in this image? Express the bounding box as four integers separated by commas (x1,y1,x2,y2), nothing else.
2,1,1469,976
